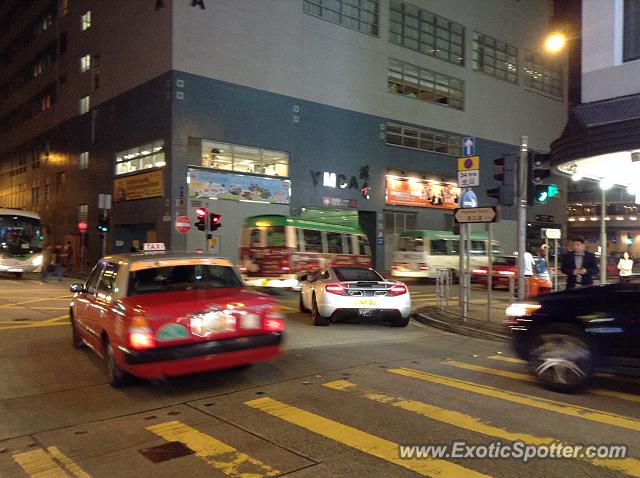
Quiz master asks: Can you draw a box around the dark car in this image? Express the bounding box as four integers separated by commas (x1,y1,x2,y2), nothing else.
506,282,640,392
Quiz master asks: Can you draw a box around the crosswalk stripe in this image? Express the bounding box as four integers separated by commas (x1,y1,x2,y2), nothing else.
322,379,640,477
446,360,640,404
488,355,527,365
146,420,280,477
245,396,490,478
388,368,640,432
13,447,91,478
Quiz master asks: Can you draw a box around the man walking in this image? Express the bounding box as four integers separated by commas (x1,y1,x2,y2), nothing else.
561,236,599,289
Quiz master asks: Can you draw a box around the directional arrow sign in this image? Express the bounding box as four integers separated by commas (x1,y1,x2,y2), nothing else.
454,207,498,223
462,137,476,156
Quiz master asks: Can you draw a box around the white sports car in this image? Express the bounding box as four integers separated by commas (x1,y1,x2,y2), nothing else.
299,266,411,327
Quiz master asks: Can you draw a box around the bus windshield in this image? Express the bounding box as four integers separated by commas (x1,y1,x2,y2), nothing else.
0,214,43,256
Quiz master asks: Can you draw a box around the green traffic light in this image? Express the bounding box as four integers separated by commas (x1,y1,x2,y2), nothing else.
547,184,559,198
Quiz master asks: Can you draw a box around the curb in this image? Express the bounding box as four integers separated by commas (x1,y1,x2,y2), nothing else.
415,309,509,342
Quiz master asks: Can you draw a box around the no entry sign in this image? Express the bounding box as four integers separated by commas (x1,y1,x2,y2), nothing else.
175,216,192,234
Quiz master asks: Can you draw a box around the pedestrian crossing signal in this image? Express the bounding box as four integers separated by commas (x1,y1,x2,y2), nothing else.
97,217,110,233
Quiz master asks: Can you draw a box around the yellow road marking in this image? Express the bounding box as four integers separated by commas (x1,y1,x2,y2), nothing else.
278,306,297,312
488,355,527,364
146,420,280,477
43,314,70,323
0,306,69,310
323,380,640,477
0,295,71,308
0,322,68,331
245,397,489,478
388,367,640,432
446,360,640,404
13,447,91,478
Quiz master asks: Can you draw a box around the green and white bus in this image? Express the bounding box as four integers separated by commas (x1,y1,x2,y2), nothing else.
240,214,372,288
391,230,502,279
0,208,44,278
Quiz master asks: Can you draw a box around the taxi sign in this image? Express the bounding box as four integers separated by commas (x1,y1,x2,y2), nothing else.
143,243,166,251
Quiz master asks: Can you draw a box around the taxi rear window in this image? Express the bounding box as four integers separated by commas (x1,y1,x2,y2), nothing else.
128,264,242,296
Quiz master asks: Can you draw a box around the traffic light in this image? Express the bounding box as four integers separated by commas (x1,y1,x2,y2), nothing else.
210,213,223,231
96,216,110,233
486,153,517,206
195,207,208,231
527,151,555,205
360,182,370,199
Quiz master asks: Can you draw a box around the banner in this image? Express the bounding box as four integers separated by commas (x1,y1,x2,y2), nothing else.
385,176,460,209
114,169,163,202
188,169,290,204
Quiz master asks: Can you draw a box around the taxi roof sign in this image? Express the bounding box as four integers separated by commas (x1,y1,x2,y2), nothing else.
143,243,166,251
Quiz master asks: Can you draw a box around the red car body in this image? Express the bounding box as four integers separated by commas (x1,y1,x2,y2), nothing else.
471,256,517,287
69,253,284,386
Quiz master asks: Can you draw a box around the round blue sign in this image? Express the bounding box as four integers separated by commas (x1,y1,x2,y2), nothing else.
461,190,478,208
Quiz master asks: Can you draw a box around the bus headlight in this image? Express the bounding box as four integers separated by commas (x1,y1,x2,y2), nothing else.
32,254,43,267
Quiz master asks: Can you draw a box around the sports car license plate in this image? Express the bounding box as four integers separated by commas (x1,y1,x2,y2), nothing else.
356,299,377,307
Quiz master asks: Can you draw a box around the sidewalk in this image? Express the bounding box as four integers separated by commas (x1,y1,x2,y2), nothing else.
415,302,509,341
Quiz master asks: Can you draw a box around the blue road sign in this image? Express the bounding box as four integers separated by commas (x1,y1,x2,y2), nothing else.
461,190,478,208
462,137,476,156
377,236,384,246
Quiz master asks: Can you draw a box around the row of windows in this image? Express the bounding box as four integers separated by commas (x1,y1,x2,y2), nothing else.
115,140,165,175
0,83,57,134
1,3,57,65
523,51,563,98
472,32,518,84
385,123,462,156
624,0,640,62
201,140,289,177
388,58,464,109
303,0,379,36
250,227,370,256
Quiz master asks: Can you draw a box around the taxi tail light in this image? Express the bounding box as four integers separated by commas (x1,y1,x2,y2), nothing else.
263,307,285,332
238,265,247,273
419,265,430,271
128,315,156,349
499,270,515,276
388,284,407,296
325,283,348,295
473,269,487,274
391,263,399,270
282,265,291,272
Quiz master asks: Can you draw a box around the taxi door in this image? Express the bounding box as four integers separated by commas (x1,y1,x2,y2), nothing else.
74,262,105,350
92,261,120,353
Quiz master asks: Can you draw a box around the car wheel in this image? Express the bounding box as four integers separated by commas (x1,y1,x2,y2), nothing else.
13,272,23,279
299,293,308,312
70,314,85,349
104,340,131,388
391,315,410,327
528,326,593,393
312,295,330,326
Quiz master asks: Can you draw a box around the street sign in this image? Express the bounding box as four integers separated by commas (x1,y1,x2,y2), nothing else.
544,228,562,239
175,215,192,234
454,207,498,224
458,170,480,187
461,190,478,208
457,156,480,171
98,193,112,210
377,236,384,246
77,221,88,232
462,137,476,156
208,236,220,254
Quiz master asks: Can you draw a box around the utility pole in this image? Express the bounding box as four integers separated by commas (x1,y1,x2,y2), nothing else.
517,137,528,301
600,188,607,284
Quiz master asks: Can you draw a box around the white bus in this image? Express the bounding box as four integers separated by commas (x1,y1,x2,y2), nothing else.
390,230,502,280
0,209,44,278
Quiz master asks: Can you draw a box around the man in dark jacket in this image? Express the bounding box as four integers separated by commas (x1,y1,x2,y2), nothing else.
561,236,599,289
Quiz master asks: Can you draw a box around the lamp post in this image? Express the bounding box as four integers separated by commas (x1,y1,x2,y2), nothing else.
599,179,612,284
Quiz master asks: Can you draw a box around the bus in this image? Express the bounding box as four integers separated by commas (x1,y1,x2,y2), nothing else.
0,208,44,278
239,215,372,288
390,230,503,280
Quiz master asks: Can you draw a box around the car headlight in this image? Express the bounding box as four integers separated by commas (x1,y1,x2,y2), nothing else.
32,254,43,267
505,303,541,317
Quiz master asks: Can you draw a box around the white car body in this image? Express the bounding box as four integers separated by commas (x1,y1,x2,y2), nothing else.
300,266,411,326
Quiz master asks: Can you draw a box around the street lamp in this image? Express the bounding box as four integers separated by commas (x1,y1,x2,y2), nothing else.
544,32,567,54
599,179,613,284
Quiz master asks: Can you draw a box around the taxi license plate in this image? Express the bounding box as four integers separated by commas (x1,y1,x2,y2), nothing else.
190,311,235,335
241,314,260,329
356,299,377,307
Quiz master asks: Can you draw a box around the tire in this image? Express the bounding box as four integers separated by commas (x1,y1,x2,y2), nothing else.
299,293,308,312
391,315,410,327
104,340,131,388
13,272,23,279
70,314,85,349
527,325,593,393
312,295,330,326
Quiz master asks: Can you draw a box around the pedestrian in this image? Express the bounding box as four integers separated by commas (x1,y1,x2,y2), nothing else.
54,243,64,282
617,251,633,283
41,244,53,283
523,250,536,278
561,236,599,289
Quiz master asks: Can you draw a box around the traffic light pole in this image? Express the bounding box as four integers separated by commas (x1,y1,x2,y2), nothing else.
600,188,607,284
517,136,528,301
101,209,107,257
205,201,211,253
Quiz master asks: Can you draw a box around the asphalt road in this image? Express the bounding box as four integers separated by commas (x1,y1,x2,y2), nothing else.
0,275,638,477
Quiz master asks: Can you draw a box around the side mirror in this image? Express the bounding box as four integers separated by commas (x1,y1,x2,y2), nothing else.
70,283,85,293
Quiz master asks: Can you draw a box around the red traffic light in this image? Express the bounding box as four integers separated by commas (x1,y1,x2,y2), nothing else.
196,207,208,218
212,214,222,224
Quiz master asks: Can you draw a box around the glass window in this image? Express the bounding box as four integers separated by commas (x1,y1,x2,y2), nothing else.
624,0,640,62
473,32,517,83
267,226,286,247
128,265,242,296
201,140,289,178
97,262,119,299
79,151,89,169
470,240,486,255
523,50,563,98
115,140,165,175
85,262,104,294
389,0,464,66
334,267,383,282
387,58,464,110
494,256,516,266
80,54,91,73
303,0,379,36
78,204,88,221
79,95,90,114
386,122,461,155
303,229,323,253
250,228,263,247
358,235,371,256
326,232,344,254
430,239,448,255
81,11,92,31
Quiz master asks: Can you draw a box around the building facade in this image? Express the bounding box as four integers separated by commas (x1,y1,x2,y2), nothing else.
1,0,568,270
552,0,640,257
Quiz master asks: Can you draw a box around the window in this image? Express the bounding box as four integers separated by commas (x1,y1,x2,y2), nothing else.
430,239,448,255
386,123,462,155
472,32,518,83
470,240,486,255
398,237,424,252
81,11,92,31
383,211,416,233
388,58,464,109
79,95,90,114
326,232,344,254
31,187,39,205
56,172,66,192
334,267,383,281
250,229,262,247
344,234,354,254
624,0,640,62
115,140,165,175
80,54,91,73
128,265,242,295
201,140,289,177
267,227,286,247
78,204,88,221
44,184,49,201
85,262,104,295
79,151,89,169
97,262,119,300
303,229,323,253
303,0,379,36
523,50,563,98
357,235,371,256
389,0,464,66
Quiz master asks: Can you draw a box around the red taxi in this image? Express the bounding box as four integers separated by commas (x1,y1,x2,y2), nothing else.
472,255,517,287
69,252,284,386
